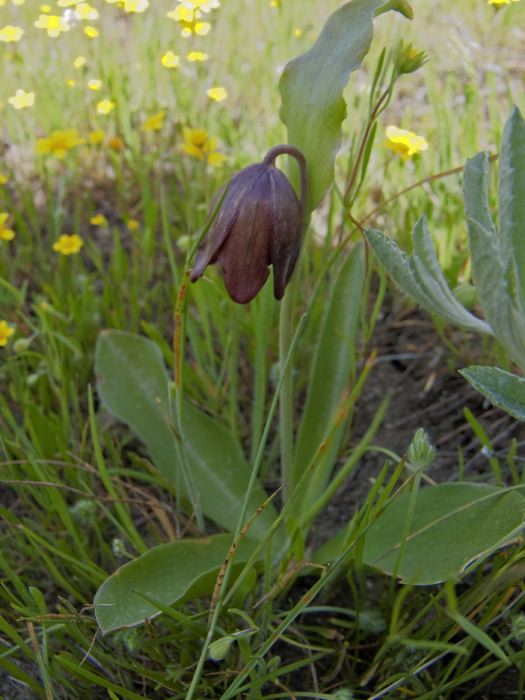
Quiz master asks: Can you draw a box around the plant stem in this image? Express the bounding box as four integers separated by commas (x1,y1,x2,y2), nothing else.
185,314,307,700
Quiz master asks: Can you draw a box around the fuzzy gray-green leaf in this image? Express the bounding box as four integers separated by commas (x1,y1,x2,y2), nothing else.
499,106,525,312
459,365,525,421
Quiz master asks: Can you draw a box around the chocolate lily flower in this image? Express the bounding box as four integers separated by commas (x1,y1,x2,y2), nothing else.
190,145,307,304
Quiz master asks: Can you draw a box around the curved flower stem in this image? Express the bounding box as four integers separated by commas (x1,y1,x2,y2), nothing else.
263,144,308,219
263,145,308,503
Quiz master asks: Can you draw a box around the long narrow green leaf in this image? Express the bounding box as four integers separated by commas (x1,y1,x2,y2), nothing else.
95,331,277,538
293,243,365,487
499,106,525,312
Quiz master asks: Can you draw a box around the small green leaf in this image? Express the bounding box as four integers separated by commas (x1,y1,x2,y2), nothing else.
293,243,365,490
499,106,525,312
362,483,525,584
94,534,258,633
95,331,277,538
459,365,525,421
208,635,235,661
279,0,409,210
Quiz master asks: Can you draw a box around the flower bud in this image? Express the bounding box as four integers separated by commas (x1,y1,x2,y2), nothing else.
190,145,307,304
394,40,428,76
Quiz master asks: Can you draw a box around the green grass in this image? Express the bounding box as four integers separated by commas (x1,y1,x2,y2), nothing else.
1,0,525,697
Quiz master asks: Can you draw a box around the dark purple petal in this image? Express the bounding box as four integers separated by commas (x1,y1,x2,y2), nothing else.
218,172,273,303
190,164,266,282
267,168,303,299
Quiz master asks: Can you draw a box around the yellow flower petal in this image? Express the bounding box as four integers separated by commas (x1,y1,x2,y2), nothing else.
53,234,84,255
8,89,35,110
97,99,115,114
206,86,227,102
0,320,15,347
161,50,180,68
0,25,24,42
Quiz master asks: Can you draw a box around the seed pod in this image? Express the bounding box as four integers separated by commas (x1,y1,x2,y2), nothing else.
190,145,307,304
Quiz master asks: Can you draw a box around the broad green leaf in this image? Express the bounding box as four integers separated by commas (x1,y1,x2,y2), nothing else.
365,225,491,335
293,244,365,490
314,484,525,584
363,483,525,584
499,106,525,312
459,366,525,421
95,331,276,539
279,0,410,211
94,534,258,633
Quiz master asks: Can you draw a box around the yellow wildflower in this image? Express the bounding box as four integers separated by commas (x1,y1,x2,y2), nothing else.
108,135,125,150
34,15,70,37
206,86,227,102
88,129,106,144
0,25,24,42
84,26,99,37
53,234,84,255
182,127,226,166
123,0,149,11
187,51,208,61
8,89,35,110
88,79,102,90
293,28,302,38
0,212,15,241
66,79,76,87
385,125,428,159
140,111,166,132
0,173,7,185
161,51,180,68
127,218,139,231
90,214,108,226
75,2,99,19
167,6,211,36
97,99,115,114
36,129,84,158
488,0,519,4
0,321,15,347
74,56,86,68
40,4,52,11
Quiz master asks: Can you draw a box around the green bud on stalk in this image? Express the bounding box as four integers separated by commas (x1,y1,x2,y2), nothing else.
190,145,307,304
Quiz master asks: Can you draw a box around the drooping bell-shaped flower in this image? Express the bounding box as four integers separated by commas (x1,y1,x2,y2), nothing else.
190,145,307,304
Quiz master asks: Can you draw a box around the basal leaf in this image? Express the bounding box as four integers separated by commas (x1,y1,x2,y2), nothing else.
279,0,410,211
459,365,525,421
293,244,365,493
362,483,525,584
314,483,525,584
95,534,258,633
95,330,277,539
